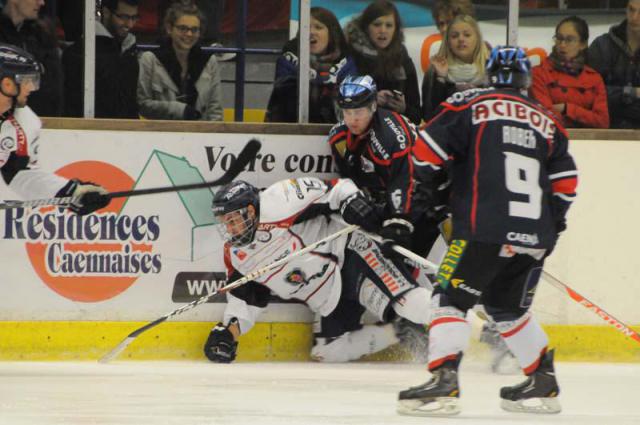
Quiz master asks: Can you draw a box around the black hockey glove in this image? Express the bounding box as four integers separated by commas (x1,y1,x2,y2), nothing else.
203,321,238,363
58,179,111,216
339,192,382,232
183,104,202,120
379,217,414,259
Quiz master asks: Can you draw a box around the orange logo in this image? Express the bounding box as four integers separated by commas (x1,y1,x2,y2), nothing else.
10,161,162,302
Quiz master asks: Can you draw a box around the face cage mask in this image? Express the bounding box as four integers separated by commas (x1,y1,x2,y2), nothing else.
333,101,376,122
215,207,257,248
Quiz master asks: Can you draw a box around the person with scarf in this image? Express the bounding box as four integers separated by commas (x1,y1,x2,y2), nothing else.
345,0,421,124
137,0,223,121
531,16,609,129
265,7,356,123
421,14,489,122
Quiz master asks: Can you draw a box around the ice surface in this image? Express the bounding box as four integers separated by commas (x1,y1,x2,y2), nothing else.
0,360,638,424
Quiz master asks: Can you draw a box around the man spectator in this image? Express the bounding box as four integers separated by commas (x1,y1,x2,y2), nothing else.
0,0,64,116
588,0,640,128
63,0,140,118
431,0,475,36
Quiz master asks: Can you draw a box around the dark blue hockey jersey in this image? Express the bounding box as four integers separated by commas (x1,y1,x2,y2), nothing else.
413,88,578,249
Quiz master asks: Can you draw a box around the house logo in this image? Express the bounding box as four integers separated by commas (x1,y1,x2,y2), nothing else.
3,160,162,302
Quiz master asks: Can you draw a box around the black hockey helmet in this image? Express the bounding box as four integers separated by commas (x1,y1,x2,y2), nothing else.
212,180,260,247
485,45,531,90
0,43,44,91
336,75,377,109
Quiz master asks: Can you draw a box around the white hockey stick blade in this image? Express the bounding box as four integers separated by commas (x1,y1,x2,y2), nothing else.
99,224,359,363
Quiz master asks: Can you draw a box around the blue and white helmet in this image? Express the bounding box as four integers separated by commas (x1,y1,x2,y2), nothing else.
485,46,531,89
336,75,377,109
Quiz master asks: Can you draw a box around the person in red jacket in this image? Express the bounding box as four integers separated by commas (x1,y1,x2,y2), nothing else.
531,16,609,128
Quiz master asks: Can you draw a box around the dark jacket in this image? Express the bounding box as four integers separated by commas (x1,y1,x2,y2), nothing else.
421,66,457,122
266,38,357,124
0,13,63,117
587,20,640,128
63,21,139,118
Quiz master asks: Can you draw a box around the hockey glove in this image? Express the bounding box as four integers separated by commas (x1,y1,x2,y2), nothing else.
203,321,238,363
339,192,382,232
379,217,414,259
58,180,110,216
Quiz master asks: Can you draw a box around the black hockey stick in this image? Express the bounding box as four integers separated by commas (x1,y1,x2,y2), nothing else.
0,139,262,210
98,224,358,363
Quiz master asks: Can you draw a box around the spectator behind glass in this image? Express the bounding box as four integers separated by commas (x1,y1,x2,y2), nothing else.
345,0,421,123
265,7,357,124
63,0,140,118
588,0,640,128
138,1,223,121
531,16,609,129
421,14,489,121
0,0,63,116
431,0,475,36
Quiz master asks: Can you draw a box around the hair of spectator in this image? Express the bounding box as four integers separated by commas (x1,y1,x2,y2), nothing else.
163,0,207,38
102,0,140,12
555,15,589,43
431,0,476,22
358,0,405,47
437,14,489,72
310,7,348,56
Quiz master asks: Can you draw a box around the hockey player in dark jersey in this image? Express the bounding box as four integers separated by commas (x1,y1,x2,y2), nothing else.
328,75,445,274
0,43,109,214
397,46,578,416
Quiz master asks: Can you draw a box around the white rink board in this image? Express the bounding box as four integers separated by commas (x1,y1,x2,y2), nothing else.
0,130,637,326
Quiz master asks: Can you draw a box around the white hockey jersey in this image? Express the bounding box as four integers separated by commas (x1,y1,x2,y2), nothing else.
0,106,68,199
222,177,361,334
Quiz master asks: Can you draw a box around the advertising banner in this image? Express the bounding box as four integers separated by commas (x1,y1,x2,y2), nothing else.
0,131,335,323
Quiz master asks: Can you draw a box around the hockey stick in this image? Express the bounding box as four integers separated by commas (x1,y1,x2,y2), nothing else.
0,139,262,210
363,228,640,346
541,271,640,345
98,224,359,363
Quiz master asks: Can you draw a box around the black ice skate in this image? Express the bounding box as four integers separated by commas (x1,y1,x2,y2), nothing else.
392,318,429,363
500,349,561,414
397,358,461,416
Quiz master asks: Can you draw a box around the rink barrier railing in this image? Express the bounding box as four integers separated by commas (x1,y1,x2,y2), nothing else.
40,118,640,141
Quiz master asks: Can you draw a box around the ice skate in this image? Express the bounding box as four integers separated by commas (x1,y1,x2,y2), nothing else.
500,349,561,414
392,318,429,363
397,362,460,416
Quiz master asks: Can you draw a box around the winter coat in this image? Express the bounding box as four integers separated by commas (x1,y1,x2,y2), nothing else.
587,20,640,128
265,38,357,123
345,20,421,124
531,58,609,128
137,41,223,121
63,21,139,118
0,13,63,116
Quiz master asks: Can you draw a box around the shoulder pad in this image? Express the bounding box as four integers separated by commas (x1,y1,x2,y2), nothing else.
260,178,327,224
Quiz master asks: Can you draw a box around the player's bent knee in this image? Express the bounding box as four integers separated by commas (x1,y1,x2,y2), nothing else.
392,287,431,324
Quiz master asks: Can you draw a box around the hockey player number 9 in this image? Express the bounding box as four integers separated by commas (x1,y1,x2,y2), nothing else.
504,152,542,220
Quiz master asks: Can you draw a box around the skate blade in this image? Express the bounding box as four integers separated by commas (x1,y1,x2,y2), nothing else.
500,396,561,414
397,397,460,416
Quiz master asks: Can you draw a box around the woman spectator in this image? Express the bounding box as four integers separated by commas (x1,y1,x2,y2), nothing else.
345,0,421,123
531,16,609,128
421,14,489,121
265,7,356,123
138,1,223,121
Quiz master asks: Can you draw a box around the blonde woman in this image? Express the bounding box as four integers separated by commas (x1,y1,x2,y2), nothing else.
421,14,489,121
137,1,223,121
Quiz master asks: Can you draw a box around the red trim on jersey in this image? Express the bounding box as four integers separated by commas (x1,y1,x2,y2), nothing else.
428,354,459,371
412,137,444,165
366,144,391,165
431,316,467,327
8,116,28,156
423,108,448,129
223,244,234,275
304,265,336,302
471,122,487,234
552,177,578,195
501,316,531,338
329,130,347,146
523,347,548,375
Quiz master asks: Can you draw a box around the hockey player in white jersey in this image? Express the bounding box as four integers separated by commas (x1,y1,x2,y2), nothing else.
203,177,432,363
0,43,109,214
